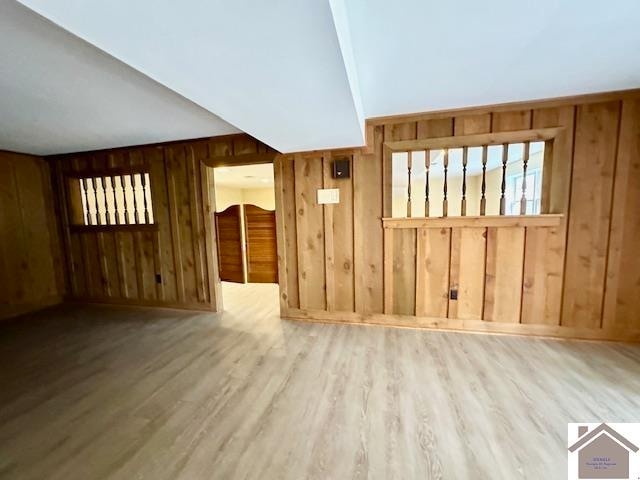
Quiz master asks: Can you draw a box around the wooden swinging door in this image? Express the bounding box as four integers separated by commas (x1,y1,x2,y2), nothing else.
243,205,278,283
214,205,245,283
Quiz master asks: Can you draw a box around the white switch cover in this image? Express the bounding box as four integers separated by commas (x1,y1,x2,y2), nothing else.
317,188,340,204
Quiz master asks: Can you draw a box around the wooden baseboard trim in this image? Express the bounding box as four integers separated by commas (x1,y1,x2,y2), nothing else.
282,308,640,343
64,296,219,313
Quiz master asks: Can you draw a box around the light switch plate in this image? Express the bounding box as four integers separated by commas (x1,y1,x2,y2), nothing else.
317,188,340,204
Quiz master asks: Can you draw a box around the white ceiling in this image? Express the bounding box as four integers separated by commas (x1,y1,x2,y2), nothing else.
344,0,640,118
3,1,640,155
16,0,365,154
214,164,274,190
0,1,239,155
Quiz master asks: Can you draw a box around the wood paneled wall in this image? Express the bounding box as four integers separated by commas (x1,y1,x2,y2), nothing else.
50,135,274,311
276,90,640,341
0,151,64,320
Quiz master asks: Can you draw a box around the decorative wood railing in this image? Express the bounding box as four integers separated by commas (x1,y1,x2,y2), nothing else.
386,127,562,218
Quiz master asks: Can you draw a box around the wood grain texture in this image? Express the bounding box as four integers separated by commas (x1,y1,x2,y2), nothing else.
41,90,640,339
484,227,525,323
215,205,244,283
244,205,278,283
2,283,639,479
562,101,621,328
415,228,451,317
0,152,63,320
294,154,326,310
602,98,640,331
492,110,532,132
521,226,564,325
454,113,492,135
274,156,299,309
324,153,354,312
48,135,263,312
448,227,486,320
392,228,416,316
272,90,640,340
353,129,384,314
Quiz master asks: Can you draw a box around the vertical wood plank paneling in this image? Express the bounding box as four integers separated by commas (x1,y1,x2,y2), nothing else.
199,159,220,311
279,156,300,309
521,226,563,325
147,147,173,302
392,228,416,316
454,114,492,135
415,227,451,317
322,153,335,312
484,227,525,323
53,160,77,296
13,158,58,301
82,233,104,297
96,232,113,297
186,147,207,303
69,233,87,297
0,158,26,305
39,161,66,296
416,118,454,138
135,231,157,301
0,152,64,319
174,146,198,303
562,101,621,328
165,147,187,303
326,153,354,312
383,227,394,314
602,98,640,330
492,110,532,132
354,126,384,314
117,231,138,299
449,227,486,319
274,156,289,311
526,106,575,326
294,154,326,310
532,106,576,214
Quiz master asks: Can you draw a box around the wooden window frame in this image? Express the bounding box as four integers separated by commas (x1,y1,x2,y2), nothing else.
65,170,157,231
384,127,565,220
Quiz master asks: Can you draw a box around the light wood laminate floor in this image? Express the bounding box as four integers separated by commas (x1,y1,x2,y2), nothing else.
0,282,639,480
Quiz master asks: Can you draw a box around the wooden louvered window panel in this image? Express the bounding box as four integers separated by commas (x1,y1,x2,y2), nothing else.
68,173,154,226
390,129,557,218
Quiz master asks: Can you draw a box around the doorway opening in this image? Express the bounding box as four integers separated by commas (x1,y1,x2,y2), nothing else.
209,163,279,313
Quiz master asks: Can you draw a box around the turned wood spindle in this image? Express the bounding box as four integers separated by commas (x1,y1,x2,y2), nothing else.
91,177,101,225
141,173,150,224
424,149,430,217
520,141,530,215
461,147,468,216
480,146,488,216
121,176,130,224
131,174,140,224
111,176,120,225
406,151,412,217
101,177,111,225
442,149,449,217
499,143,508,215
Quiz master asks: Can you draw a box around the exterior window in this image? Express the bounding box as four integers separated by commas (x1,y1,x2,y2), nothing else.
69,173,154,226
506,169,542,215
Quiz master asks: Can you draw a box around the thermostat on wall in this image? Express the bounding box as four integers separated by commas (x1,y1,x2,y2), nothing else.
317,188,340,204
